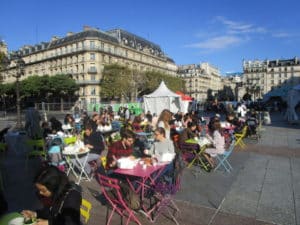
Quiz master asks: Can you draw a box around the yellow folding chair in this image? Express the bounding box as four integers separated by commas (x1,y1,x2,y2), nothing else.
234,125,248,149
80,198,92,223
187,145,210,171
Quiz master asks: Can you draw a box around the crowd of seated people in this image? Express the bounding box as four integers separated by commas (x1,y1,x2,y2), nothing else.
14,101,266,222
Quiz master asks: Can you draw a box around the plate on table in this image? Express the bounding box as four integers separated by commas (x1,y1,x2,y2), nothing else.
8,217,24,225
23,218,37,225
63,146,77,154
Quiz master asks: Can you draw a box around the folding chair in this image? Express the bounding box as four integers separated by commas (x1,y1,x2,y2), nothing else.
152,169,182,225
97,174,142,225
179,140,199,164
81,198,92,223
214,139,235,173
234,125,248,149
25,139,47,168
186,145,207,168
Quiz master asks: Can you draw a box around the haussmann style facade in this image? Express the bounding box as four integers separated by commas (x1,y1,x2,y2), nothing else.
1,26,177,106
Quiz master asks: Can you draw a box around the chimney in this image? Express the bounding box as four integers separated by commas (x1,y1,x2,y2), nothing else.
51,36,59,42
66,32,74,37
83,25,92,31
0,41,8,55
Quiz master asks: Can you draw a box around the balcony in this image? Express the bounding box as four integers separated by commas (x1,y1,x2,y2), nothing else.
75,80,100,85
87,68,97,74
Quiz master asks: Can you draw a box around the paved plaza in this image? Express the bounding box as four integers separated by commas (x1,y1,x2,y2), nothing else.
1,112,300,225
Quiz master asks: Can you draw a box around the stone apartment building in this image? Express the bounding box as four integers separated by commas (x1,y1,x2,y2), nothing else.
243,58,300,100
1,26,177,105
177,62,222,102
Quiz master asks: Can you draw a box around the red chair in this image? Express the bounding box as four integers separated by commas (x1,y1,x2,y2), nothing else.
97,174,142,225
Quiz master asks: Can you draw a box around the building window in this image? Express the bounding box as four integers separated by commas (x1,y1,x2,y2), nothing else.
90,53,95,61
90,41,95,50
91,88,96,96
88,66,97,73
90,98,96,104
90,75,95,80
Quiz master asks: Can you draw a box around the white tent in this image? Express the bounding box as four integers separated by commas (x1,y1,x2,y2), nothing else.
143,81,182,115
285,84,300,122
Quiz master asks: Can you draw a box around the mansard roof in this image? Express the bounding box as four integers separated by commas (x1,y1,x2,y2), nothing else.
107,29,163,54
13,27,169,60
47,29,119,49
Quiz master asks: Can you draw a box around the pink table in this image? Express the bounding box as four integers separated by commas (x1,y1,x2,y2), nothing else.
114,162,167,220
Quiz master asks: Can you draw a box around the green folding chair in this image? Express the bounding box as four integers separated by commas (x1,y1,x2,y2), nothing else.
25,138,47,169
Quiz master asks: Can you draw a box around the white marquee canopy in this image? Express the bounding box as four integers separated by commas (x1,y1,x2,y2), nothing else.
143,81,182,115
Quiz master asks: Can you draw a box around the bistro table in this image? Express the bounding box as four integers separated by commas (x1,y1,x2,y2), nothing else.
114,160,168,221
0,212,23,225
63,145,90,184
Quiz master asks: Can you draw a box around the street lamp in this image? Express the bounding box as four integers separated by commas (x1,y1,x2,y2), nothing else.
14,56,25,130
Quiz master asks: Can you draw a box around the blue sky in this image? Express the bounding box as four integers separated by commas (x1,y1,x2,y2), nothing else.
1,0,300,74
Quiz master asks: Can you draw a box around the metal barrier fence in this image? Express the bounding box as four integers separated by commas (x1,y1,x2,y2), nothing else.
35,102,143,114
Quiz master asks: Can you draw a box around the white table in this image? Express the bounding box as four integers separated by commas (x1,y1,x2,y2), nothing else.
63,146,90,184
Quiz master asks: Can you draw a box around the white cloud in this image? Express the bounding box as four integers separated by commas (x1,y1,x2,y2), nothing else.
187,35,243,51
186,16,294,53
215,16,267,34
272,32,293,38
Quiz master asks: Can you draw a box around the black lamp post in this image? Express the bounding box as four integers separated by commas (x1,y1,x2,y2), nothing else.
14,56,25,130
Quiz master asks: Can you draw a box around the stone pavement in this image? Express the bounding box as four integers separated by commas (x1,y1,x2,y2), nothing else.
1,112,300,225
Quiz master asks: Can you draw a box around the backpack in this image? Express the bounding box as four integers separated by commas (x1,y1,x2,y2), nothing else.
47,137,66,171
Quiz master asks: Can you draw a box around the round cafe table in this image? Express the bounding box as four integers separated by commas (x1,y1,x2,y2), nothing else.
0,212,22,225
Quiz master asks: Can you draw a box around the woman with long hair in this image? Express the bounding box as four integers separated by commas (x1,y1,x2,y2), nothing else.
204,120,225,167
157,109,173,139
22,166,82,225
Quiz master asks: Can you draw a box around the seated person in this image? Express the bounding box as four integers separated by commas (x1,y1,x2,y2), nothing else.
64,113,75,127
204,120,225,167
246,110,259,136
106,129,136,170
144,127,175,162
49,117,63,133
41,121,52,139
132,115,143,132
179,121,198,146
74,124,105,176
226,112,244,133
207,115,220,132
144,127,175,183
21,166,82,225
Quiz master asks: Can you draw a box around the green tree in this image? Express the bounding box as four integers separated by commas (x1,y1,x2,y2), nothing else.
143,70,184,95
218,86,234,101
101,64,132,101
21,75,51,100
101,64,184,101
48,74,79,110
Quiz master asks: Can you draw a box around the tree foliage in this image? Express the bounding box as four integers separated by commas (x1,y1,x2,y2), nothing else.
101,64,184,100
1,74,79,103
48,74,79,98
217,85,235,101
